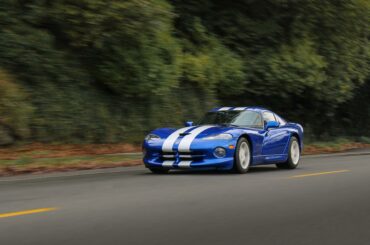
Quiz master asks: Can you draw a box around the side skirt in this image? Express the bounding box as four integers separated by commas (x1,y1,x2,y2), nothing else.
252,154,288,165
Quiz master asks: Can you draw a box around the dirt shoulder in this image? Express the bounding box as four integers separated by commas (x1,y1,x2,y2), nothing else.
0,142,369,177
0,143,142,176
303,142,370,155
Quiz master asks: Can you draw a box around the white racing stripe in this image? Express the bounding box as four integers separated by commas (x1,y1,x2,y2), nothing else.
178,161,192,168
177,125,214,152
218,107,231,111
233,107,247,111
162,161,175,167
162,126,195,152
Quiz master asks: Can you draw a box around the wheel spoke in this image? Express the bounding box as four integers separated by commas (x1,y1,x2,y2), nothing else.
238,142,250,169
290,141,300,165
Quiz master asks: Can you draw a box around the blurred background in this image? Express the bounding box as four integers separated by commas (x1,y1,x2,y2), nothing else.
0,0,369,146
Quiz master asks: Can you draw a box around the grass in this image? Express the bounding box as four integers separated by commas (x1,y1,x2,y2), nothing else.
0,154,141,167
0,152,142,176
306,138,352,149
303,137,370,155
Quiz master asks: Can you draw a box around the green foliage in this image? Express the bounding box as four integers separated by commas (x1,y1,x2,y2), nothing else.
0,70,34,144
0,0,369,144
173,0,370,137
180,38,245,95
47,0,182,98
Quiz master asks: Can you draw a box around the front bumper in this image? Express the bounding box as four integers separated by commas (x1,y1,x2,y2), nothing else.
144,156,234,170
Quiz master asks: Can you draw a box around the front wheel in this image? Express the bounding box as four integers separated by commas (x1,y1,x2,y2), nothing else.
233,138,251,174
276,136,300,169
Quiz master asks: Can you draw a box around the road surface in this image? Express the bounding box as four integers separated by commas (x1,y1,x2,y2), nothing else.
1,152,370,245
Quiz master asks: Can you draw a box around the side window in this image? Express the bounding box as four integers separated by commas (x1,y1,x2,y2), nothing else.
275,114,286,126
263,112,277,125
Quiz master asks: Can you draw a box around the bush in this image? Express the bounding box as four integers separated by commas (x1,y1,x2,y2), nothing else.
0,70,34,144
0,0,369,145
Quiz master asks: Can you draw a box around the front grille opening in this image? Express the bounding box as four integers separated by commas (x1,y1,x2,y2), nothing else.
160,151,205,161
161,154,176,159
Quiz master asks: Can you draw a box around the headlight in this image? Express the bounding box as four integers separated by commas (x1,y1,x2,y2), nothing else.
145,134,161,141
203,133,233,140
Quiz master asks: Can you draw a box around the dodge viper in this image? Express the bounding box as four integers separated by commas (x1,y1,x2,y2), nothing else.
143,107,303,174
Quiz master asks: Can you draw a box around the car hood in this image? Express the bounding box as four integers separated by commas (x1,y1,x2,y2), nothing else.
151,125,238,140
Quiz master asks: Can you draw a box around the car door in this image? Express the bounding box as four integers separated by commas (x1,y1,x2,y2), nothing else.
261,111,290,158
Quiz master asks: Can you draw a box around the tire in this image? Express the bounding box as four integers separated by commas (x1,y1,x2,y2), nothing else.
276,136,300,169
233,138,251,174
149,168,170,174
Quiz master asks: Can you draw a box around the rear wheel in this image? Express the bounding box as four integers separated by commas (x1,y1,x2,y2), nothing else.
233,138,251,174
276,136,300,169
149,168,169,174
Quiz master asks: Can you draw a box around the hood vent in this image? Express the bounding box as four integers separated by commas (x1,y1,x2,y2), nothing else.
179,132,190,136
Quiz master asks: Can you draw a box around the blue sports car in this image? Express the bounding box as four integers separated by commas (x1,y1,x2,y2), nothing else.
143,107,303,174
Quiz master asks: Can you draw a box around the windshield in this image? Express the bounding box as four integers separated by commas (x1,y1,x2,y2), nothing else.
199,110,263,128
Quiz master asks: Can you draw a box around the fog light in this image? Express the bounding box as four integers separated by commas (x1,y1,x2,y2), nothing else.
214,147,226,158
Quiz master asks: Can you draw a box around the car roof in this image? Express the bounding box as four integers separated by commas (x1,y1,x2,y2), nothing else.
209,106,269,112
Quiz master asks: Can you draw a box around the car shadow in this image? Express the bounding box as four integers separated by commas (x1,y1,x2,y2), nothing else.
249,166,286,173
142,165,285,176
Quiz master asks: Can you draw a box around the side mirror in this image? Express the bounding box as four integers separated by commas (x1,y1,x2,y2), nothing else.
265,121,279,130
184,121,193,127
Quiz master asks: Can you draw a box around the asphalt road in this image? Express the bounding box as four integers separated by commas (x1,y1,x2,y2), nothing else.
1,152,370,245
